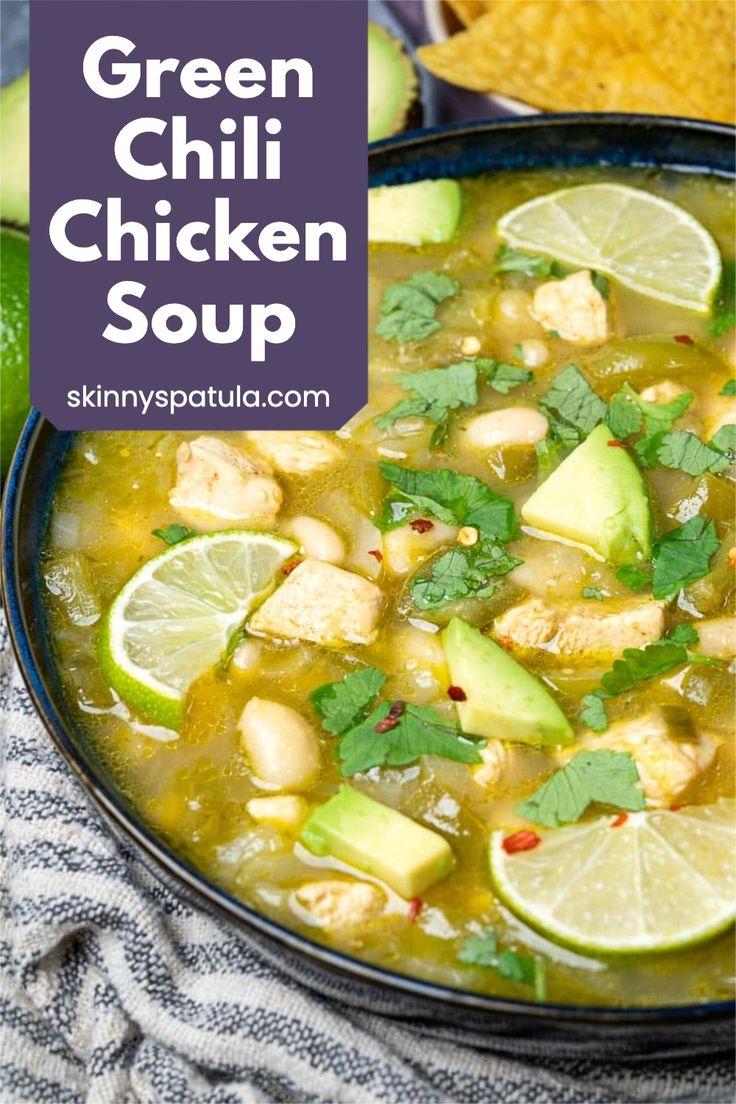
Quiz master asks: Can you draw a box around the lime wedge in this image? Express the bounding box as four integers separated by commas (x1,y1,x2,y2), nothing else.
490,802,736,955
99,530,295,730
497,183,721,313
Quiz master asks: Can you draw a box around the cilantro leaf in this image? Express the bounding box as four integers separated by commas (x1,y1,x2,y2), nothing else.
336,700,483,775
604,381,692,446
656,430,731,477
580,693,609,731
476,357,533,394
590,271,610,299
710,259,735,337
720,380,736,397
651,516,719,600
515,749,645,828
376,271,460,344
151,523,194,545
493,244,562,280
458,927,540,991
615,563,651,592
374,361,478,440
377,462,518,541
309,667,386,735
580,625,704,732
582,586,604,600
710,423,736,459
539,365,607,444
410,539,521,610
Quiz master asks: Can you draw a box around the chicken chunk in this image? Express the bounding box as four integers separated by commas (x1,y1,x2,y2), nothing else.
295,880,385,929
248,557,383,646
531,270,610,346
169,436,282,528
472,740,508,789
493,596,666,659
583,709,716,808
244,431,342,474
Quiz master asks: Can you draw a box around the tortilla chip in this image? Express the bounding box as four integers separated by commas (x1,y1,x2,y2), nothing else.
610,1,735,124
581,51,704,118
446,0,488,27
418,1,623,109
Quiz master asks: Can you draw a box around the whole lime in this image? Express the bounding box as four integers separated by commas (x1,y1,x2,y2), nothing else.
1,226,30,477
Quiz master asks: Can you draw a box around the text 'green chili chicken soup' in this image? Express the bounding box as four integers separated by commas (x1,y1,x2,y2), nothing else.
43,167,736,1007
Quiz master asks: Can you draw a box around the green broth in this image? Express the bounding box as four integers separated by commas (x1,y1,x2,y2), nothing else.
43,167,735,1006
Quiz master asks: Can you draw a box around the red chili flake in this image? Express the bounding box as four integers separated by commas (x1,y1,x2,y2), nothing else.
447,685,467,702
669,803,685,813
607,439,628,448
610,813,628,828
410,518,434,534
408,897,424,922
368,549,383,563
674,334,694,346
498,636,513,651
281,558,302,575
375,700,405,733
502,830,541,854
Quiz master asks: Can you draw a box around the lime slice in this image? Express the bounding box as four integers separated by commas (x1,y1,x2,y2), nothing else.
497,183,721,313
490,802,736,955
99,530,295,730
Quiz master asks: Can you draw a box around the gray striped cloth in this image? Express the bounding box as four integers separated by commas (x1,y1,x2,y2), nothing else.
1,614,734,1104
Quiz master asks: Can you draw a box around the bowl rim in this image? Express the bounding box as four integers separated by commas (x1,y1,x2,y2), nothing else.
3,115,736,1026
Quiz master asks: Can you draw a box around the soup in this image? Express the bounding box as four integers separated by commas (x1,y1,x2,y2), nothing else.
42,167,735,1007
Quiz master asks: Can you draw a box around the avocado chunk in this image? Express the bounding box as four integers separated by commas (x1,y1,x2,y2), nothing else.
521,424,651,564
368,22,418,143
441,618,574,746
0,70,29,227
369,179,463,246
299,786,454,898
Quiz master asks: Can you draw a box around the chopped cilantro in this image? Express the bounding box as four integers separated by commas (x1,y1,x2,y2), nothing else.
493,244,562,279
605,383,694,462
309,667,386,735
375,270,460,344
615,563,651,592
377,462,518,542
374,361,478,446
656,430,732,477
410,539,521,610
720,379,736,397
539,365,607,445
151,523,194,545
458,927,542,995
580,624,706,732
476,357,532,394
582,586,604,601
651,515,719,600
515,749,645,828
710,259,735,337
310,671,484,775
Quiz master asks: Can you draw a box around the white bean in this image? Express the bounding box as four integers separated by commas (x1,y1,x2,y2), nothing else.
238,697,320,792
281,515,345,564
493,289,533,326
463,407,548,449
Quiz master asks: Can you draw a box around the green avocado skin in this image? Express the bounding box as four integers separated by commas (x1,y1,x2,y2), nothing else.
1,69,29,227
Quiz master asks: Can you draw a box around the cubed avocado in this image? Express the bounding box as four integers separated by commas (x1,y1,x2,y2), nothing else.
299,786,454,898
441,618,574,746
521,424,651,565
369,179,463,246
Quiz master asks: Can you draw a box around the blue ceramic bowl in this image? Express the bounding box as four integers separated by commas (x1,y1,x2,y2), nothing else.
3,115,735,1058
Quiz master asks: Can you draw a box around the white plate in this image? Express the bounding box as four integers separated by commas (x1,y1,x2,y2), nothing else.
422,0,540,116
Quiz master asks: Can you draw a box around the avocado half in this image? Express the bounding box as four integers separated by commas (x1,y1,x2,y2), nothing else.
368,23,419,143
1,69,29,227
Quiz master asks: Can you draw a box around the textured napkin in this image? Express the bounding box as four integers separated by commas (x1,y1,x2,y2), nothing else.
1,615,734,1104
